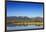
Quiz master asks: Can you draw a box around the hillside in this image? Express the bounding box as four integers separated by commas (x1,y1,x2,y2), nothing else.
7,16,43,26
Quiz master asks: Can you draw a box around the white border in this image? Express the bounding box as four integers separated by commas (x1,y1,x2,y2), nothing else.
0,0,5,32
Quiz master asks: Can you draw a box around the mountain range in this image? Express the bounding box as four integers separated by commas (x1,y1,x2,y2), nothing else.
7,16,43,22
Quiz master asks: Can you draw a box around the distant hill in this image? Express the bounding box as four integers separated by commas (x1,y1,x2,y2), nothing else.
7,16,43,26
31,17,43,21
7,16,43,22
7,16,31,21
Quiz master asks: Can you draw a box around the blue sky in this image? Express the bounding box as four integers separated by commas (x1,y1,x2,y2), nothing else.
7,2,43,17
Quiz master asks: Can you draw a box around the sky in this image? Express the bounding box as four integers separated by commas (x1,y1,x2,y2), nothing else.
7,2,43,17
